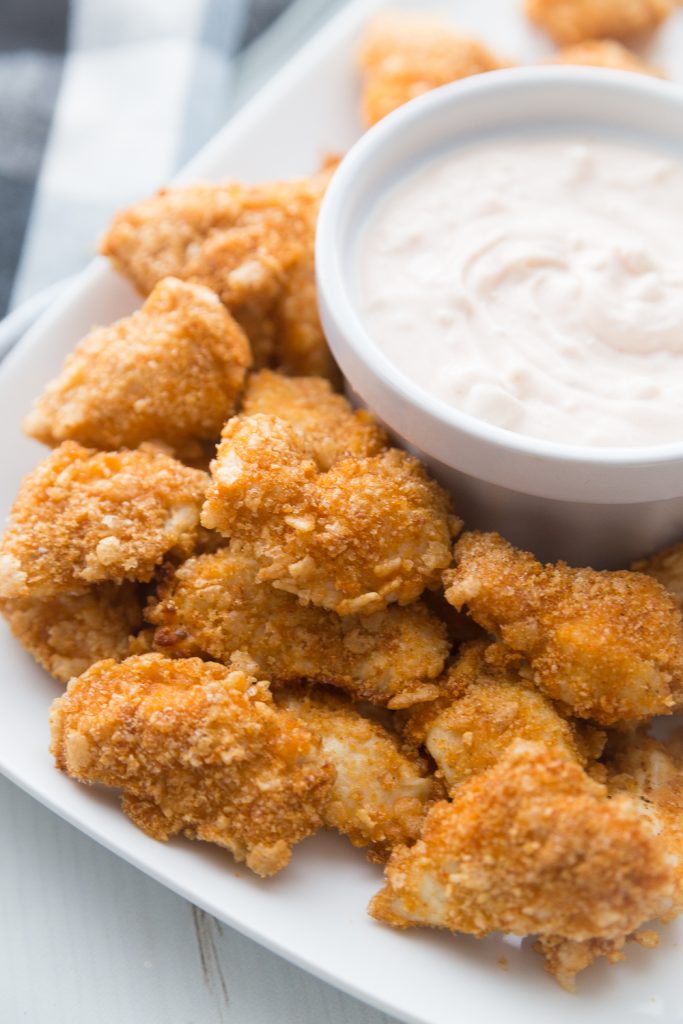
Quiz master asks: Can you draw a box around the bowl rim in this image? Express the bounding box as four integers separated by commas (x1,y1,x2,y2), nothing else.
316,65,683,471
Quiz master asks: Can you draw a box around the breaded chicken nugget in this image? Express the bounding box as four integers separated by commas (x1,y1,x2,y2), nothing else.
241,370,387,471
537,729,683,988
0,442,207,600
24,278,251,459
606,728,683,892
634,539,683,606
548,38,664,74
279,688,437,860
526,0,672,44
358,12,508,126
202,414,459,615
49,654,334,876
1,583,142,682
370,742,677,988
147,542,449,706
404,641,604,791
444,532,683,724
100,167,336,378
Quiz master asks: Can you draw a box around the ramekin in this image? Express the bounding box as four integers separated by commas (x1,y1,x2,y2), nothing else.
316,67,683,569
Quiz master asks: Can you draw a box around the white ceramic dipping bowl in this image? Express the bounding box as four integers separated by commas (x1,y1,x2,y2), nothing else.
316,67,683,569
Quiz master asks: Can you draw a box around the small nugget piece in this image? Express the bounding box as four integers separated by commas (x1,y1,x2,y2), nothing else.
280,688,437,859
370,742,677,987
548,39,664,74
1,583,142,682
358,12,508,126
405,641,603,791
526,0,672,44
444,532,683,724
538,730,683,989
241,370,387,471
202,414,458,615
634,539,683,606
25,278,251,458
100,169,336,378
49,654,334,876
0,442,207,599
606,729,683,897
148,542,449,706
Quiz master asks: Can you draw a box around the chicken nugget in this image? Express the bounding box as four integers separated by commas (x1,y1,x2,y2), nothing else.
202,414,459,615
2,583,142,682
49,654,334,876
280,687,437,859
100,167,336,378
358,12,508,126
547,38,664,74
444,532,683,724
147,541,449,706
633,539,683,606
526,0,672,44
241,369,387,471
404,641,604,791
370,742,677,988
24,278,251,459
0,442,207,599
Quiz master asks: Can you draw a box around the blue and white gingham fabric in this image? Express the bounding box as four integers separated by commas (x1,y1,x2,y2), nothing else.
0,0,344,319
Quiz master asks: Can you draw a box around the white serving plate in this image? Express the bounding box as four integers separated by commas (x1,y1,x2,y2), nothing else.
2,2,683,1022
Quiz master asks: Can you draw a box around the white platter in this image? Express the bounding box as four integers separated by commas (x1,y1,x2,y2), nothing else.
2,2,683,1022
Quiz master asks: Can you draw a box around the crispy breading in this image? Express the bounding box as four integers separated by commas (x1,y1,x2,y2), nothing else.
369,742,677,986
1,583,143,682
535,729,683,989
404,641,604,791
24,278,251,459
0,442,207,600
100,168,336,378
526,0,672,44
241,370,387,471
358,12,508,126
201,414,459,615
279,687,437,859
444,531,683,724
147,541,449,706
605,728,683,898
633,539,683,606
547,38,664,74
49,654,334,876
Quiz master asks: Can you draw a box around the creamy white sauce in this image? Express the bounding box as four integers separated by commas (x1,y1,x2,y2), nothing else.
358,136,683,447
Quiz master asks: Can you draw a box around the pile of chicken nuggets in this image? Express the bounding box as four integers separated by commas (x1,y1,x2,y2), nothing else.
2,0,683,993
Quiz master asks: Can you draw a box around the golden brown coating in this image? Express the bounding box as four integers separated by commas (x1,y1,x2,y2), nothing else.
24,278,251,459
100,168,336,378
526,0,672,44
49,654,334,876
605,728,683,900
634,539,683,606
548,38,665,74
1,583,143,682
241,370,387,471
148,542,449,706
0,442,207,600
358,12,508,126
201,414,459,615
404,641,604,791
279,688,437,859
369,742,677,986
444,531,683,724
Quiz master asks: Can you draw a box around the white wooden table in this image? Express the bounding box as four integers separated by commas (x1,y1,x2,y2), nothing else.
0,774,394,1023
0,2,395,1019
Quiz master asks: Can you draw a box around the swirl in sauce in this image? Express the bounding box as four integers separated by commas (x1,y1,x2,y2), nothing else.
358,136,683,447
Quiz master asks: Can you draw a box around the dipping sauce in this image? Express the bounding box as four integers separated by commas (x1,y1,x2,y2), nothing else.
358,135,683,447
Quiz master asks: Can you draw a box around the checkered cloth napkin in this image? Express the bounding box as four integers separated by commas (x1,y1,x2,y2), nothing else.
0,0,343,318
